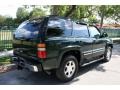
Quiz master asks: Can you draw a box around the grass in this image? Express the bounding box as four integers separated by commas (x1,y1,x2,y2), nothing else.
0,40,13,51
0,57,11,65
0,30,13,64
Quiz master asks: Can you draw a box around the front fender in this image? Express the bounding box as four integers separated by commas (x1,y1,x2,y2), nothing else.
106,38,113,48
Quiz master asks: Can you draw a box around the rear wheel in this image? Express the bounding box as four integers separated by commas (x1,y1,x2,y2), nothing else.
56,55,78,82
103,46,112,62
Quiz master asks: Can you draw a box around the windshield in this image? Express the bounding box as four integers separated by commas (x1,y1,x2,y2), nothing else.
14,21,40,40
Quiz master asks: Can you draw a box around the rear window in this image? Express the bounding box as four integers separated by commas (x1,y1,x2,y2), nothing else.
14,21,39,39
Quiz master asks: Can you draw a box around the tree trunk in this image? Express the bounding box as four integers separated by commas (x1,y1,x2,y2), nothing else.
65,5,76,17
100,14,104,28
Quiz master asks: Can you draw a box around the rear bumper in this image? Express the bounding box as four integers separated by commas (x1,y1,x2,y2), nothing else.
12,50,59,71
11,56,42,72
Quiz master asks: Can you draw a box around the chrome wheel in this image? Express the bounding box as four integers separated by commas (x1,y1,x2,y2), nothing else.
64,60,76,78
56,55,78,82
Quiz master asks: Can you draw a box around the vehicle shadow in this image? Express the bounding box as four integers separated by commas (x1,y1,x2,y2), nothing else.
0,60,107,85
16,60,106,85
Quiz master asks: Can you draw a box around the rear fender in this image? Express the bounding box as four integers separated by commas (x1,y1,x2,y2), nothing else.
56,45,83,68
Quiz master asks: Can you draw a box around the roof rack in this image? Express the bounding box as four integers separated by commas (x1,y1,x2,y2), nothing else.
76,21,87,25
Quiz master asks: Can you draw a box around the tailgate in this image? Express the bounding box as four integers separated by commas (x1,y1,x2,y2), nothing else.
13,39,37,58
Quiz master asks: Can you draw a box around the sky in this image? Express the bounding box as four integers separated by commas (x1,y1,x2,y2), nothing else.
0,5,50,18
0,0,53,18
0,5,21,18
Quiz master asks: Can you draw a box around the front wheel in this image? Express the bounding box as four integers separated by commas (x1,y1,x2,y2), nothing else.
56,55,78,82
103,46,112,62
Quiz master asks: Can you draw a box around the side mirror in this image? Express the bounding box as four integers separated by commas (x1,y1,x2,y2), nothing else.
101,32,108,38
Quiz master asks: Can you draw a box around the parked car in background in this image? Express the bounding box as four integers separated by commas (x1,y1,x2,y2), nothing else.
12,15,113,82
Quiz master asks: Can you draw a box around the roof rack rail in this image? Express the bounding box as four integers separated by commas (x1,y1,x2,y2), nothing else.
76,21,87,25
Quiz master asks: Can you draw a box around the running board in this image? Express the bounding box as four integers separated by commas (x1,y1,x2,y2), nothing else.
81,57,104,67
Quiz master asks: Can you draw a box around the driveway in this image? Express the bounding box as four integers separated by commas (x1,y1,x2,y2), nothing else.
0,44,120,85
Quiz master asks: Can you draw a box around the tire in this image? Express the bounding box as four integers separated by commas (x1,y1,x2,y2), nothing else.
56,55,78,82
103,46,112,62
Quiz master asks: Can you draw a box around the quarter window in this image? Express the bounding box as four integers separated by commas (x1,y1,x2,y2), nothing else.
47,19,64,37
47,19,72,37
72,22,89,38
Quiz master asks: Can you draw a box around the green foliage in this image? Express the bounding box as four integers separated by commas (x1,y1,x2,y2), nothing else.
0,15,6,25
88,16,99,24
50,5,95,21
0,57,10,65
16,7,29,23
0,5,119,28
98,5,114,18
29,8,46,19
111,5,120,22
0,15,17,27
4,17,15,25
70,6,93,20
51,5,68,16
97,5,115,27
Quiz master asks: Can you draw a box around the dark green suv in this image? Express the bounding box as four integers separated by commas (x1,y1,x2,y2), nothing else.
12,15,113,82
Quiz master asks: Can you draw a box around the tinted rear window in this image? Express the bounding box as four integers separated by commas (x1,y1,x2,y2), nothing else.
14,21,39,39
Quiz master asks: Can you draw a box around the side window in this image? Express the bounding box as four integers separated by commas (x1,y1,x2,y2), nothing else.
89,26,100,37
47,19,64,37
72,22,89,38
64,20,73,36
47,19,72,37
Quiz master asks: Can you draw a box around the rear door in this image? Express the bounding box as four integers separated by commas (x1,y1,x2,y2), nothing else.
88,26,106,59
72,23,94,63
45,18,66,58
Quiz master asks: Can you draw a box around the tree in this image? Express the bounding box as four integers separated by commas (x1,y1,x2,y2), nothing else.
64,5,76,17
16,7,29,23
51,5,68,16
69,5,94,20
111,5,120,23
97,5,114,28
50,5,95,21
29,8,46,19
4,17,13,25
88,15,99,24
0,15,6,25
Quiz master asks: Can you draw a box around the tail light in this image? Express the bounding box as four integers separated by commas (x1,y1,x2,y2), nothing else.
37,43,47,59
